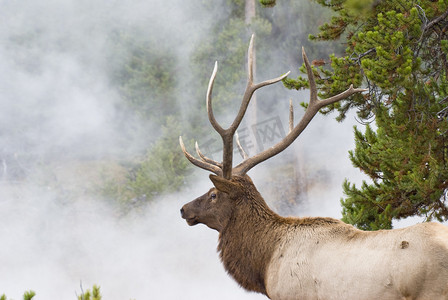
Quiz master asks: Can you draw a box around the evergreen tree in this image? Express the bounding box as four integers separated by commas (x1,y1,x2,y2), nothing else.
103,30,193,208
77,285,101,300
286,0,448,229
108,30,179,126
0,290,35,300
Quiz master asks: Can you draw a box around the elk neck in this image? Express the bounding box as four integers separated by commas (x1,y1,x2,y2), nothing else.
217,175,286,296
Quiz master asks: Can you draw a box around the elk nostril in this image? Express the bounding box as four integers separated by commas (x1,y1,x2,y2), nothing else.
180,207,185,217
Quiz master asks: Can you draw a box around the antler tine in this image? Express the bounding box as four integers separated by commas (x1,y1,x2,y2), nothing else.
204,60,233,179
253,72,291,90
206,61,225,135
195,141,223,168
247,35,291,90
203,59,233,179
179,136,222,176
302,47,367,109
235,131,249,160
247,34,255,85
303,47,318,106
233,48,367,175
228,35,291,135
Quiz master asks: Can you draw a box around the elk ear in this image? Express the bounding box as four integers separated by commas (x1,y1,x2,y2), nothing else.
209,174,238,195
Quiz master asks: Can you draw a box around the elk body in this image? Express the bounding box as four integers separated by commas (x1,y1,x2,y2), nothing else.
179,35,448,299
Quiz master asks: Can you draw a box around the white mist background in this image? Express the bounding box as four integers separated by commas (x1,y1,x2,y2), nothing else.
0,0,406,299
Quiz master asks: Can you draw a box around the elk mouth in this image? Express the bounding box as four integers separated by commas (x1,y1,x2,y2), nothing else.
180,207,199,226
185,217,199,226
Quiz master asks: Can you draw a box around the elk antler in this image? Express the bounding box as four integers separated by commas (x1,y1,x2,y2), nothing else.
180,34,290,179
179,136,223,176
180,36,366,179
232,47,367,175
235,131,249,160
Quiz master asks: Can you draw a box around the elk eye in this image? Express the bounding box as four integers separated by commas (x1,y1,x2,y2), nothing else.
210,193,216,200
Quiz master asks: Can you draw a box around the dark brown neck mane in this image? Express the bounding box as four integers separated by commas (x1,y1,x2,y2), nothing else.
217,176,343,295
217,176,284,295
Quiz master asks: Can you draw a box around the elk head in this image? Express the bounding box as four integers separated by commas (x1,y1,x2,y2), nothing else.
180,174,242,231
180,35,366,231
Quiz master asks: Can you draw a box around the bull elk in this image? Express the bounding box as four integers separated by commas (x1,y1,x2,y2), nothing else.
179,35,448,299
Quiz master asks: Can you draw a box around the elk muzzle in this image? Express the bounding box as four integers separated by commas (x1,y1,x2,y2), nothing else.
180,202,199,226
180,187,233,231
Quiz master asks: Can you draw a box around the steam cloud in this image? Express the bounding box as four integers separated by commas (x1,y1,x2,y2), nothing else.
0,0,366,299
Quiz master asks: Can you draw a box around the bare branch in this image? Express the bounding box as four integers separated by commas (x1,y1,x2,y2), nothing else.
424,8,448,32
289,99,294,133
350,48,376,63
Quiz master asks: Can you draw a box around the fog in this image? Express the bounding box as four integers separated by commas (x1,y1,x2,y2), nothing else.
0,1,367,299
1,181,268,299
